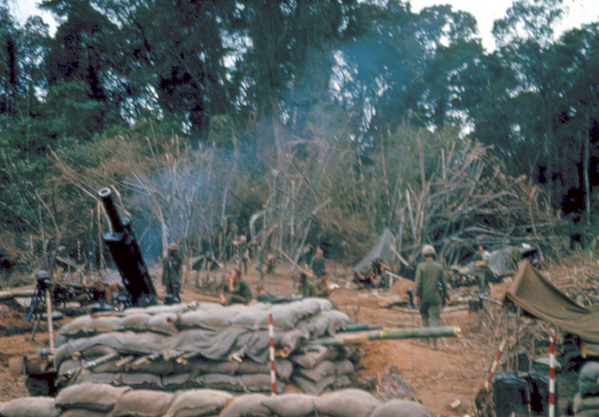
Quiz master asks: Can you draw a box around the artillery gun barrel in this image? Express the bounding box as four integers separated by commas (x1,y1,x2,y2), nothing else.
98,188,157,307
312,326,461,347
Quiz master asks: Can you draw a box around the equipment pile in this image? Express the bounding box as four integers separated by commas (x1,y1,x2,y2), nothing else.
52,298,360,395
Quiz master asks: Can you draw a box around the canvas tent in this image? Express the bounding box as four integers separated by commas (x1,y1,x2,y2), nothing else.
506,261,599,343
353,228,396,275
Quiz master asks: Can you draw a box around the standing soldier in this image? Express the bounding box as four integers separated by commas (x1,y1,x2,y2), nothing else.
234,235,249,275
162,242,183,304
414,245,448,350
309,247,326,281
474,244,492,294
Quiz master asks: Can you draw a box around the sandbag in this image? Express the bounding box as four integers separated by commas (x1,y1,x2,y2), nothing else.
59,410,108,417
314,389,381,417
56,383,130,413
163,390,233,417
177,311,231,330
148,313,179,336
76,371,122,386
335,360,355,376
62,317,95,338
0,397,59,417
194,373,282,393
261,394,314,417
293,375,335,396
125,304,188,316
116,314,152,333
369,400,436,417
280,329,309,352
121,372,163,390
93,317,121,334
580,361,599,397
291,346,339,369
110,390,174,417
297,360,335,382
574,392,599,414
162,373,192,390
218,394,271,417
333,375,352,389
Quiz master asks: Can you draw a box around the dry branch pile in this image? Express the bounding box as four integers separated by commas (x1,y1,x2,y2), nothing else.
393,140,568,267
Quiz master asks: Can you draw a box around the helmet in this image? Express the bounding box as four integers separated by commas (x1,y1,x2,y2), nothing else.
36,270,50,280
239,236,247,244
422,245,436,256
168,242,179,251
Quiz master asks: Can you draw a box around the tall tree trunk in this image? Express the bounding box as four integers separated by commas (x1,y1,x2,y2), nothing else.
584,112,591,226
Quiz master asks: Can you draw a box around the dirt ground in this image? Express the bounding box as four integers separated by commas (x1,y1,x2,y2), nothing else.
0,259,562,415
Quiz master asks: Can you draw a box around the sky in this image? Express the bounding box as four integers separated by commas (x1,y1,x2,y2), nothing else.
10,0,599,51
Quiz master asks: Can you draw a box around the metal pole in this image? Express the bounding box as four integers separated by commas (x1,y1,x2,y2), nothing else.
45,288,54,352
269,305,276,396
549,328,556,417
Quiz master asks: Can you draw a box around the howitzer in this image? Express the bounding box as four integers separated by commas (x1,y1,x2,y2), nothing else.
311,326,461,347
99,188,157,307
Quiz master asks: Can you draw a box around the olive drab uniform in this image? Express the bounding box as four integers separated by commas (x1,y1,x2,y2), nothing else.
475,250,492,293
298,281,316,298
414,260,447,328
222,280,253,305
162,251,183,300
309,255,326,279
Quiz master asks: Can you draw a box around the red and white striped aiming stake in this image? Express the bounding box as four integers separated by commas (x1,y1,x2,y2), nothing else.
269,305,276,396
484,338,506,390
549,328,557,417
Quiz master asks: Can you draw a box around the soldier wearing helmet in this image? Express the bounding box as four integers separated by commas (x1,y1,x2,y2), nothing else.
233,235,249,275
162,242,183,304
414,244,448,350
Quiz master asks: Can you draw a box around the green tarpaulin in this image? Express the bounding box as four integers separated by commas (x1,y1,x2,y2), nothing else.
506,261,599,343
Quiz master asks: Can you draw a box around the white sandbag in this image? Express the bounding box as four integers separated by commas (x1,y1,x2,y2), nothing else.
177,311,230,330
333,375,352,389
76,371,123,386
161,373,192,390
116,314,152,332
0,397,59,417
297,360,335,382
56,383,130,413
62,316,95,338
290,345,338,369
314,389,381,417
92,317,121,334
59,409,108,417
335,359,355,376
218,394,271,417
261,393,315,417
163,389,233,417
293,375,335,396
110,390,174,417
370,400,436,417
148,313,179,336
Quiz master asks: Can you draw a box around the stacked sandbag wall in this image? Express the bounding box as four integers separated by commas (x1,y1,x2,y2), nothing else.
574,361,599,415
0,385,437,417
53,299,360,395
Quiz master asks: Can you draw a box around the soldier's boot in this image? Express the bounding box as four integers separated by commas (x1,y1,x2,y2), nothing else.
430,338,437,351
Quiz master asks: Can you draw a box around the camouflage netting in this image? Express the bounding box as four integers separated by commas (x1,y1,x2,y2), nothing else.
0,386,437,417
53,299,360,395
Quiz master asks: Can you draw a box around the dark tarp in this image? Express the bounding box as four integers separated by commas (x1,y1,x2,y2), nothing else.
353,228,396,275
506,261,599,343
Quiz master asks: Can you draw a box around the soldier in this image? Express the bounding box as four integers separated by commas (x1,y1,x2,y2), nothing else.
315,272,336,298
249,284,277,305
414,245,449,350
234,235,249,275
162,242,183,304
309,247,326,280
297,273,316,298
220,268,253,305
474,244,492,294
